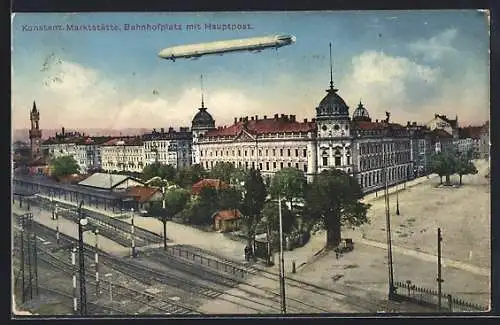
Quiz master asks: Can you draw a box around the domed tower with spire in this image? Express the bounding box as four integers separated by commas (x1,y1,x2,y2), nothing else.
29,100,42,159
191,75,216,165
352,100,372,122
315,43,353,174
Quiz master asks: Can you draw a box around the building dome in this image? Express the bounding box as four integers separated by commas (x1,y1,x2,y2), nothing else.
352,101,371,122
192,106,215,130
316,86,350,119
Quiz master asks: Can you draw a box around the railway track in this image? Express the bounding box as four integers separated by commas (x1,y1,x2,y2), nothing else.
34,196,163,245
29,198,162,247
13,215,201,315
163,245,404,313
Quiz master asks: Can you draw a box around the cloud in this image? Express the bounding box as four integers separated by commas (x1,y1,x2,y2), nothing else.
408,29,459,61
338,50,488,125
340,50,441,115
12,58,264,130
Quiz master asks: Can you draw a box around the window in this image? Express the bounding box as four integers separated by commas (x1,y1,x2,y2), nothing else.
251,150,254,156
295,163,299,169
280,149,283,156
280,162,284,169
266,162,270,170
347,155,351,165
265,149,269,156
245,162,249,169
288,162,291,167
323,157,328,166
215,151,218,157
245,150,248,156
303,164,307,172
273,149,276,156
232,150,235,156
259,163,263,170
322,125,327,131
273,162,277,169
295,149,299,157
334,149,341,166
303,149,307,157
334,124,340,130
259,150,262,156
252,162,255,169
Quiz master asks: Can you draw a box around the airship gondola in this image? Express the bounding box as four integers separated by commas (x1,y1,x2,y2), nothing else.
158,34,296,61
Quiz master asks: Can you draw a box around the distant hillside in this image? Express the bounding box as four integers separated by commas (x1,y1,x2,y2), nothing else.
12,128,152,142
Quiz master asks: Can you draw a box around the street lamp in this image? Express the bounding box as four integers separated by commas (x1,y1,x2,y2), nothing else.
55,204,60,245
396,189,400,216
94,229,100,296
130,208,136,258
77,201,88,316
278,195,287,314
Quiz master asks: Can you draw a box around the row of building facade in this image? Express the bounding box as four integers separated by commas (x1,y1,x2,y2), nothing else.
24,73,489,193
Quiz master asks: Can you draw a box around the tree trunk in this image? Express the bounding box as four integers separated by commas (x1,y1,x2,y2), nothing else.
439,176,443,184
445,174,450,185
325,212,341,249
162,219,167,250
459,175,462,185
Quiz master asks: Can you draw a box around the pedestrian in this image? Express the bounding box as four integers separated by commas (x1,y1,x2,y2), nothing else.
335,249,339,259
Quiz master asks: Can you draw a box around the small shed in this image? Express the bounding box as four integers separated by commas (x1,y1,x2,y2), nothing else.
125,186,163,210
191,179,229,196
212,209,242,233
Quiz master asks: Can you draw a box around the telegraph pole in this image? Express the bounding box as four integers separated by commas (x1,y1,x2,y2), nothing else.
27,215,33,301
278,196,287,314
437,228,444,311
94,229,100,296
20,217,26,303
131,208,136,258
72,247,78,314
384,143,396,299
32,229,39,296
77,201,88,316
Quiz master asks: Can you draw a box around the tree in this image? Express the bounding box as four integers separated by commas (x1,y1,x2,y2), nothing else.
50,155,80,179
261,200,294,234
455,155,478,185
217,187,242,211
174,164,207,188
209,162,236,183
269,167,307,209
240,168,267,248
149,188,190,249
430,152,456,185
305,168,370,249
142,162,176,182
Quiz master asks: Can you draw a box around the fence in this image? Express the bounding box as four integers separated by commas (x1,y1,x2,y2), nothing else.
394,280,488,312
164,245,251,279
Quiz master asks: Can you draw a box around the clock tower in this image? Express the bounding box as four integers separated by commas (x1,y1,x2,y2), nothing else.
29,101,42,159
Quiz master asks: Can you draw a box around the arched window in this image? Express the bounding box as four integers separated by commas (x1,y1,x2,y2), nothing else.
346,148,351,165
322,150,329,167
334,149,341,166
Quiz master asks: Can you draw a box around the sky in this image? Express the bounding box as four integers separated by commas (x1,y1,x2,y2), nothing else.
11,10,490,132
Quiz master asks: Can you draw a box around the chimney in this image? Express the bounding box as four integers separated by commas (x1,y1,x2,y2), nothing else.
274,114,279,119
239,117,243,122
413,122,417,126
251,116,254,121
255,115,258,121
161,128,165,133
290,115,296,122
375,119,378,123
304,118,308,123
153,128,156,133
264,115,267,119
169,127,174,133
244,116,248,122
407,121,410,126
281,114,286,119
62,127,65,136
234,117,237,124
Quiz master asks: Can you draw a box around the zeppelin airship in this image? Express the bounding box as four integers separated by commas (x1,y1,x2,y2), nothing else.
158,34,296,61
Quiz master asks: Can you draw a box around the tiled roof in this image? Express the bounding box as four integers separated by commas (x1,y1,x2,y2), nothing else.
78,172,143,189
57,174,88,184
191,178,229,195
204,115,316,137
125,186,161,203
213,209,241,221
430,129,453,138
459,126,483,139
102,137,143,146
27,156,50,167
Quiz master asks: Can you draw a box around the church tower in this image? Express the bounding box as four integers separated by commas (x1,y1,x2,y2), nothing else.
29,101,42,159
315,43,353,174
